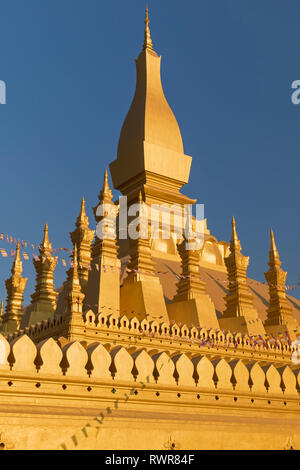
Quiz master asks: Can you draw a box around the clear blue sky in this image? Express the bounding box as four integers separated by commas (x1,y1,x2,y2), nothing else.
0,0,299,305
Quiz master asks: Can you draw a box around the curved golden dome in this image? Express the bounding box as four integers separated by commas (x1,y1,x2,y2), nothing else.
117,8,184,162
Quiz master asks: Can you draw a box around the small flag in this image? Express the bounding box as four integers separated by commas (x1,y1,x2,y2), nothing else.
23,252,29,260
61,259,66,267
0,249,7,257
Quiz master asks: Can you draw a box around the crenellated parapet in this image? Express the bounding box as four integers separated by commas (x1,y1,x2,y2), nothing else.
0,333,299,407
3,309,296,370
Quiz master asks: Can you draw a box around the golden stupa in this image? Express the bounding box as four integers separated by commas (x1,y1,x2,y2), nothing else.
0,9,300,450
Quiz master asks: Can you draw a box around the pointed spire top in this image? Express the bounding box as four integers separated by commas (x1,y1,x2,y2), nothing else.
138,190,143,204
40,223,52,253
70,243,81,289
269,228,281,267
104,168,109,186
230,216,241,252
270,228,277,252
99,168,113,204
79,196,87,222
11,241,22,275
0,300,3,316
80,196,86,216
143,6,155,53
231,216,238,239
42,223,49,245
76,196,89,226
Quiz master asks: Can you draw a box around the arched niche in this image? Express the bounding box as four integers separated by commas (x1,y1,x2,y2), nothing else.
200,239,224,266
151,229,177,255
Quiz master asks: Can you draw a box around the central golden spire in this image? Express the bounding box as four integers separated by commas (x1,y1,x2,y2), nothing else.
143,6,154,53
110,8,192,203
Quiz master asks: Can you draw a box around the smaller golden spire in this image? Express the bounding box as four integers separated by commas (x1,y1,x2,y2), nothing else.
11,241,22,276
264,228,298,332
103,168,109,191
221,217,265,335
98,169,113,204
232,216,237,237
41,223,52,253
70,197,94,295
78,196,88,223
29,224,57,318
230,216,241,252
143,6,154,52
126,188,154,274
173,234,207,302
66,243,85,315
93,169,116,234
43,223,49,244
269,228,280,267
87,168,120,314
75,196,89,227
71,244,80,288
270,228,277,250
138,189,143,204
3,243,28,332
